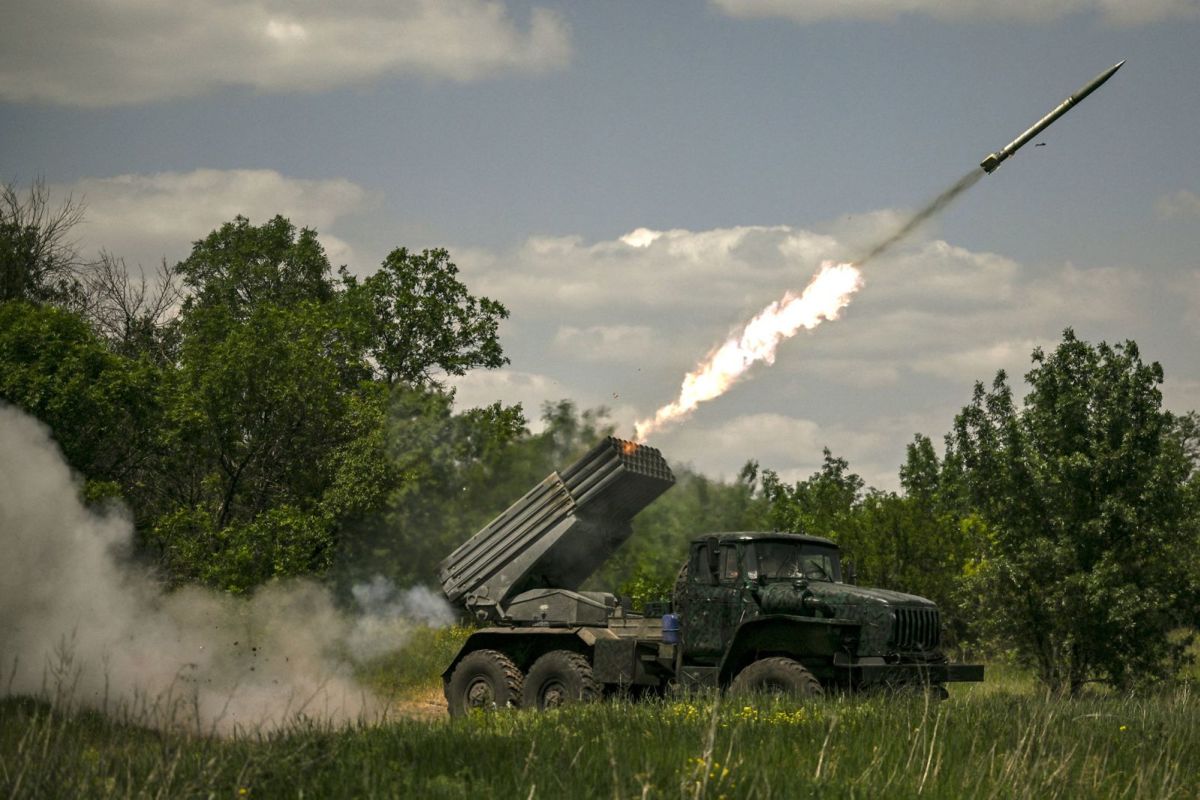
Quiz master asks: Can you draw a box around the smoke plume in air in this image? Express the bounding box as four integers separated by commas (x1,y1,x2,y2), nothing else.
855,168,985,266
0,405,451,733
634,167,987,441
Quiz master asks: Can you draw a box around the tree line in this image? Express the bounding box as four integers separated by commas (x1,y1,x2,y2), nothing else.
2,180,1197,694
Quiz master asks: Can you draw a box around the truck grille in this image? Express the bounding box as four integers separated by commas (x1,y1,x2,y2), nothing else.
893,608,940,651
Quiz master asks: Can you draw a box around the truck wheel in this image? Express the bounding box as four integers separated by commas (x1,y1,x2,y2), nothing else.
523,650,600,711
445,649,523,718
729,657,822,697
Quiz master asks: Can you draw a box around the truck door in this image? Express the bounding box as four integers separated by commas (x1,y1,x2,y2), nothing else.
717,544,759,650
679,541,741,662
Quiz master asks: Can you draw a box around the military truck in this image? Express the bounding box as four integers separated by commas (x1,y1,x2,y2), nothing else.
438,437,983,716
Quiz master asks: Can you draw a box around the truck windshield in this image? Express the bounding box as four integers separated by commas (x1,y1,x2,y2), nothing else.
751,542,841,583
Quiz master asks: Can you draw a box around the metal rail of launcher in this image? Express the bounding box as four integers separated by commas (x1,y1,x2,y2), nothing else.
438,437,675,624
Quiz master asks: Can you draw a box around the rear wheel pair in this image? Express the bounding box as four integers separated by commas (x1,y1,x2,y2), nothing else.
445,649,599,718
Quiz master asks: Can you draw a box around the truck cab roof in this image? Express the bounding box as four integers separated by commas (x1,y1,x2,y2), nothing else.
690,531,838,548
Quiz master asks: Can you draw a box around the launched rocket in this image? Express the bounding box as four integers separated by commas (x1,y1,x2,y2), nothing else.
980,60,1124,174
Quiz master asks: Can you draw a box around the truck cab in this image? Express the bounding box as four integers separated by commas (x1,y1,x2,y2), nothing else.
675,532,980,694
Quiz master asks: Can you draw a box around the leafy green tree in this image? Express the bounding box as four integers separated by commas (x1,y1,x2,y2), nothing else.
147,215,512,591
341,247,509,385
162,298,364,528
175,215,336,318
760,449,864,542
151,505,334,594
948,329,1194,692
0,301,161,500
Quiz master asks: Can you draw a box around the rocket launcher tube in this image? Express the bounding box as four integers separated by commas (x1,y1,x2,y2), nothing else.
438,437,675,617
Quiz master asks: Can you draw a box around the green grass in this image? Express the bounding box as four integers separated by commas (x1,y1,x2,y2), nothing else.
3,674,1198,799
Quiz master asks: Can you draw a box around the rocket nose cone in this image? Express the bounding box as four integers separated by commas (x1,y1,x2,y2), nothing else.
1084,61,1125,94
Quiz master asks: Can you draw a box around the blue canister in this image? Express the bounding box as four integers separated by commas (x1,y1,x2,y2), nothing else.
661,613,680,644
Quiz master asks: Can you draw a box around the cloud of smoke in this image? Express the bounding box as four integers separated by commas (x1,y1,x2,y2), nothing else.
0,405,452,733
346,577,456,663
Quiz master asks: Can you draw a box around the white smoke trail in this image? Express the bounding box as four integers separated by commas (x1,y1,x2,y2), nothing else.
0,405,452,733
634,261,863,441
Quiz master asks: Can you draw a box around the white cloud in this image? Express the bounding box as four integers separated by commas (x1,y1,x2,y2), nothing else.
710,0,1199,25
909,339,1050,383
1,0,571,107
1162,377,1200,418
448,220,1173,488
57,169,373,269
448,368,584,424
553,324,660,363
461,224,844,317
1155,189,1200,219
460,223,1146,388
661,413,825,478
1177,271,1200,335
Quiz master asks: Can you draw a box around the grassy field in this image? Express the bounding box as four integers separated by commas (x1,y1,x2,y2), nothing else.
2,633,1198,799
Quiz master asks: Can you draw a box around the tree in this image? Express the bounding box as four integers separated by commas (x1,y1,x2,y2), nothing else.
0,301,161,502
1,179,88,307
147,215,514,592
757,444,976,643
328,386,531,589
948,329,1194,692
175,215,336,319
760,449,864,541
341,247,508,386
83,254,182,364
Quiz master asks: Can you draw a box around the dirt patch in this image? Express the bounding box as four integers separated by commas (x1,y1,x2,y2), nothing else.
390,687,448,721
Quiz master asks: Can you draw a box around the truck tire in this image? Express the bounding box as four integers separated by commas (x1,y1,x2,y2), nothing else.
729,657,822,697
523,650,600,711
445,649,523,718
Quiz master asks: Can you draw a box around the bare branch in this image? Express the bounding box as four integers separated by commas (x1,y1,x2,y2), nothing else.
83,253,183,362
1,177,89,306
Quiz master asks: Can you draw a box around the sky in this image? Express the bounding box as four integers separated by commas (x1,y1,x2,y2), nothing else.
2,0,1199,489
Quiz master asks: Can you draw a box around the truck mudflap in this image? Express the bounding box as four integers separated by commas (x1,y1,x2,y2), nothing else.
832,654,984,685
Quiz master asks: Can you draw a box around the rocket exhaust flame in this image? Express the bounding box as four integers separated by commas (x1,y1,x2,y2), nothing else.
634,261,863,441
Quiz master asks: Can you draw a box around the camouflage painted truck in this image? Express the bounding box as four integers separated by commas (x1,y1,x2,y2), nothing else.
438,437,983,716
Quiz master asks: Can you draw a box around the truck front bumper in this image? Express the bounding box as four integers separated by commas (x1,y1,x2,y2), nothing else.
858,662,984,684
832,654,984,685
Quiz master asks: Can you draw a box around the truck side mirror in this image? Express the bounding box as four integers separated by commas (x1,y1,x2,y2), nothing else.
844,561,857,585
706,536,720,585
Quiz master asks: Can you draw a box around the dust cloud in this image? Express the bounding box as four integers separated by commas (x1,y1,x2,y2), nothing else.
0,405,451,734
